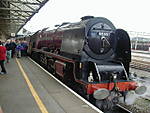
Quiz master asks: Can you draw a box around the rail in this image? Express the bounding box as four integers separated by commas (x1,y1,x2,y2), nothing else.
105,104,132,113
130,60,150,72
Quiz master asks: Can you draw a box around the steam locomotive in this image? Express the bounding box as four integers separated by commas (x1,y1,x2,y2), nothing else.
27,16,146,111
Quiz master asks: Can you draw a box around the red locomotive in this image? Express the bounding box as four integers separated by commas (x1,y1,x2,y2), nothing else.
27,16,146,111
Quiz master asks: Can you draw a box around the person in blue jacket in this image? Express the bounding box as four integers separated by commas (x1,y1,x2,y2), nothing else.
16,41,23,58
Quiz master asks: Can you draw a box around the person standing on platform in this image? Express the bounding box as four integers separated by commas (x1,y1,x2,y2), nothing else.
0,41,7,74
21,41,28,56
16,41,23,58
9,40,16,58
5,40,12,63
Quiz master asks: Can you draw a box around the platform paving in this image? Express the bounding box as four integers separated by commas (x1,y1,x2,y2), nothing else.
0,57,101,113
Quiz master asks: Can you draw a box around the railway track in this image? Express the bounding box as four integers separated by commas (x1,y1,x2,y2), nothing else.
105,104,132,113
140,95,150,101
130,59,150,72
130,54,150,113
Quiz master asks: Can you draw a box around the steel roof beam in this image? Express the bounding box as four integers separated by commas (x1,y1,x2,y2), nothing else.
0,7,38,13
17,0,49,33
0,11,31,18
0,17,25,21
9,2,31,19
1,1,9,8
0,0,49,37
0,23,23,25
1,0,41,5
9,12,29,19
19,3,35,12
35,0,42,4
0,19,25,24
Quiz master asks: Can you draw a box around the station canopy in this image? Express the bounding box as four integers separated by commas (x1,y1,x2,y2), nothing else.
0,0,49,38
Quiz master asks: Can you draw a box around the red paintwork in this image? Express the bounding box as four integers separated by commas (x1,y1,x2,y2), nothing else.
32,48,75,63
35,31,63,49
55,61,65,77
86,81,138,94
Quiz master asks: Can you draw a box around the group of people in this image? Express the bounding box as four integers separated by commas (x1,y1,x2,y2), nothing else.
0,39,28,75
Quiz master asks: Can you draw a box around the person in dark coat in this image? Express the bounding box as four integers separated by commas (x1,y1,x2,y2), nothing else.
9,40,17,58
0,41,7,74
5,40,12,63
21,41,28,56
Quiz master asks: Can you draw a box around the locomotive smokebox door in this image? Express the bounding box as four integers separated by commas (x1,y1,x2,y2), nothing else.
84,17,116,60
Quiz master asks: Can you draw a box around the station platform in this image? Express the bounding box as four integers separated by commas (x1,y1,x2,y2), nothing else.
0,57,101,113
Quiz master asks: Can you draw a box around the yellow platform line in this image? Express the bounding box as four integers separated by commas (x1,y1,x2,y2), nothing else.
16,58,49,113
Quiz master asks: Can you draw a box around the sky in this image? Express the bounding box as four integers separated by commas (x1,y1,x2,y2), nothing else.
23,0,150,37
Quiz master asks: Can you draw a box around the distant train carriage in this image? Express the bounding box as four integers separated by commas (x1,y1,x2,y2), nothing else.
131,37,150,51
27,16,146,111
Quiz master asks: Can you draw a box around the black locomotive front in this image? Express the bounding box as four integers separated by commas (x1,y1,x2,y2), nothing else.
61,16,131,62
83,16,116,60
60,16,131,82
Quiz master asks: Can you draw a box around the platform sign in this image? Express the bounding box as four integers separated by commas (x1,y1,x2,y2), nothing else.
11,33,15,37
